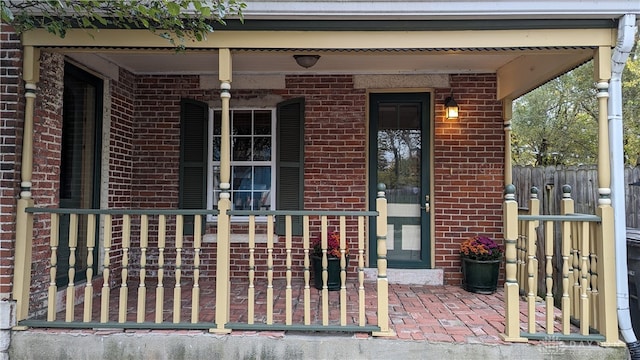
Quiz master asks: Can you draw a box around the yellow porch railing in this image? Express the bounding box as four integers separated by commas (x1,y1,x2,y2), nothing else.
14,187,393,336
502,184,620,345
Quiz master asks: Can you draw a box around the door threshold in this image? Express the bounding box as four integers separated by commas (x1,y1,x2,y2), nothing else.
364,268,443,286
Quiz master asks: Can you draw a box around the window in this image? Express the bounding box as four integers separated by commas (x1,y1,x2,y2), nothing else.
207,109,276,220
179,98,304,235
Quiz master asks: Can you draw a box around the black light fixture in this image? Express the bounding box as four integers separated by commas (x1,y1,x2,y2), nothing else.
444,94,459,120
294,55,320,68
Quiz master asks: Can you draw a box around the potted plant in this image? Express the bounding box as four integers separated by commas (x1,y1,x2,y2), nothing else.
460,235,504,294
311,231,349,291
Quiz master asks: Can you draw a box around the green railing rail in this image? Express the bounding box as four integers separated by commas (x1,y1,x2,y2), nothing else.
16,198,393,336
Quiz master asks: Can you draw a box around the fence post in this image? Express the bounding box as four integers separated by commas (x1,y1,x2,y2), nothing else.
372,184,394,336
501,184,526,342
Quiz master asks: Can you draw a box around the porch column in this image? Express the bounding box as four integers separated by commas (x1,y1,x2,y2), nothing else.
503,99,513,185
593,46,622,346
212,48,232,333
13,46,40,322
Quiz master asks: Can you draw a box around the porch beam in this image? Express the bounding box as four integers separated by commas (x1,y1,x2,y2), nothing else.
13,46,40,322
21,28,615,49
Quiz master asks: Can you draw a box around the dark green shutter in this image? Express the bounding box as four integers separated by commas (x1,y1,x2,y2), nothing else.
276,98,305,235
179,99,208,235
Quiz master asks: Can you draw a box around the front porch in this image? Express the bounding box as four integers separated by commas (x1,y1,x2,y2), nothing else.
9,283,626,359
4,6,637,357
10,184,623,351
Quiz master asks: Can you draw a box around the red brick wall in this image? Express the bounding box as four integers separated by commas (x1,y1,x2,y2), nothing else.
434,74,505,285
0,24,22,297
9,61,504,293
124,75,369,279
27,52,65,309
109,68,137,209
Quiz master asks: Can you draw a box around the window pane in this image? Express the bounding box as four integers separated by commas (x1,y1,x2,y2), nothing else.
254,111,271,135
233,111,252,135
254,166,271,210
233,137,251,161
213,111,221,135
253,137,271,161
211,166,220,210
212,137,220,161
232,166,251,210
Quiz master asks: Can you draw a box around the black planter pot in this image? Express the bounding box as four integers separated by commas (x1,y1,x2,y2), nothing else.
461,257,501,294
311,255,348,291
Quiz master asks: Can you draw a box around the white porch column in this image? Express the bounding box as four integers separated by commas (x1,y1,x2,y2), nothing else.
12,46,40,322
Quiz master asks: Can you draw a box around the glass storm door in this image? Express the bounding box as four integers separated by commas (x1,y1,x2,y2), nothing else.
369,93,430,268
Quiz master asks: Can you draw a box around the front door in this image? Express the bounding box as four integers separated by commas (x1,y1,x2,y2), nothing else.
57,63,102,286
369,93,431,268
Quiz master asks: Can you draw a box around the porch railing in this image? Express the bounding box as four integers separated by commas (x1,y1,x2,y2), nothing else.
14,186,393,336
502,184,620,345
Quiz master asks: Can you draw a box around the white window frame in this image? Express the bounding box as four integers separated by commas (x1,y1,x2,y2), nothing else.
206,107,277,223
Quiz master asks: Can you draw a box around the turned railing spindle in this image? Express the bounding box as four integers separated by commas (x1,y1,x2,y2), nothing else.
118,214,131,323
358,216,365,326
100,215,112,323
47,214,59,322
303,216,311,325
155,215,166,323
83,214,96,322
137,215,148,323
266,215,274,325
191,215,202,323
248,216,256,325
65,214,78,322
285,216,293,325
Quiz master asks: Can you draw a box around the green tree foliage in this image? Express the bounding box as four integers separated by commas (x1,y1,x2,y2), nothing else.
623,43,640,165
512,42,640,166
512,63,598,166
1,0,245,48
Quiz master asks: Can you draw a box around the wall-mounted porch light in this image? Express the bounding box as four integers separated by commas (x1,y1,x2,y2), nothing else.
444,95,459,120
293,55,320,68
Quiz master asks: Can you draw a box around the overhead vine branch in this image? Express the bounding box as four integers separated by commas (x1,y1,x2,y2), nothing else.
1,0,245,48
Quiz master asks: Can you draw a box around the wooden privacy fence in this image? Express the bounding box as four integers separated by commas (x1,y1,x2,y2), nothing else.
15,189,392,336
502,184,619,345
513,165,640,228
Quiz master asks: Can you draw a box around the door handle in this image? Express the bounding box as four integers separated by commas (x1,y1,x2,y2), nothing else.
424,195,430,213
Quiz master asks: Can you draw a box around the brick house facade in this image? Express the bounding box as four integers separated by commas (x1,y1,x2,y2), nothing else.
3,2,638,352
1,25,505,296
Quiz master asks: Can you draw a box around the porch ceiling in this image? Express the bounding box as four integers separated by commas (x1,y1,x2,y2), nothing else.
67,47,595,99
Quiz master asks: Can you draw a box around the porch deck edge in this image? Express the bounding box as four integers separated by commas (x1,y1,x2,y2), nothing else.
9,330,628,360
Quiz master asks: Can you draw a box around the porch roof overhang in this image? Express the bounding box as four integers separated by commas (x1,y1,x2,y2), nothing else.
20,16,623,100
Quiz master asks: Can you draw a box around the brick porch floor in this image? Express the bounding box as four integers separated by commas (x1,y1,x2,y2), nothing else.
16,281,627,360
44,279,571,344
